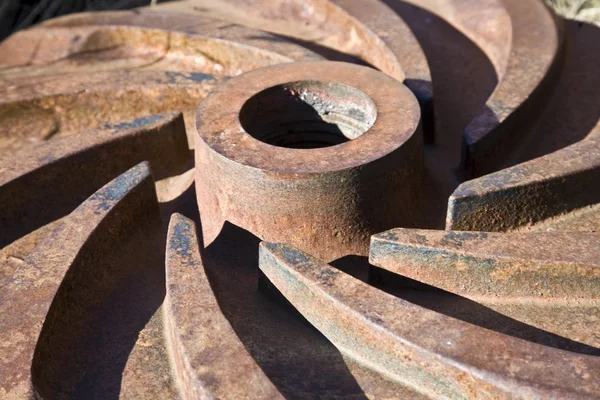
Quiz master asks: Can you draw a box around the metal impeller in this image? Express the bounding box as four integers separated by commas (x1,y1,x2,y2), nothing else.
1,0,599,398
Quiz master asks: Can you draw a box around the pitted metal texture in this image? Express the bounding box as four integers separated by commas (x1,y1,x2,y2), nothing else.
0,1,598,399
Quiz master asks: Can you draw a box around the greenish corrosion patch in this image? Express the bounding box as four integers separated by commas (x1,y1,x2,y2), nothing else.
88,161,150,214
439,231,488,247
168,216,194,261
270,243,311,266
165,71,215,85
374,242,497,271
372,230,399,242
104,114,166,132
260,242,467,400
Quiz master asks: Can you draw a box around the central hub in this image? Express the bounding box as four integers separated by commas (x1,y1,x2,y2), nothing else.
195,61,422,261
239,80,377,149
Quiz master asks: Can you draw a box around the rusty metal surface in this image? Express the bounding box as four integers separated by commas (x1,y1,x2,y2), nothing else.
165,214,281,398
0,113,189,248
447,124,600,232
0,1,599,399
371,229,600,300
260,242,600,399
1,162,165,398
195,61,423,261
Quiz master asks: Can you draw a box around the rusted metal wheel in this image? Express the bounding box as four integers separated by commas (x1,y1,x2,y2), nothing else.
1,1,599,398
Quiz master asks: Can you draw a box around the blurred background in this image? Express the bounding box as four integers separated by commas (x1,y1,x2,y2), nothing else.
0,0,599,41
0,0,163,40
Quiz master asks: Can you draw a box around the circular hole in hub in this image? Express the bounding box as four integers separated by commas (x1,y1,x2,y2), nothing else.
239,81,377,149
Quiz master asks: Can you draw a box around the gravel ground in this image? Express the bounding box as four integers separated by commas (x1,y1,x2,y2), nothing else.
546,0,600,24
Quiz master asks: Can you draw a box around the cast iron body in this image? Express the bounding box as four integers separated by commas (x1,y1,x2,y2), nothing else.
0,0,599,398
